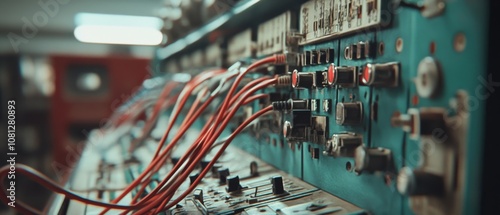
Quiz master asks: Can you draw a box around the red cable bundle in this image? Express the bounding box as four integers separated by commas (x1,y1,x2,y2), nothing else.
0,55,284,214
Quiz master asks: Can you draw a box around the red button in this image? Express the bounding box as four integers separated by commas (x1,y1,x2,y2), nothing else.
328,63,335,85
292,69,299,88
362,65,372,84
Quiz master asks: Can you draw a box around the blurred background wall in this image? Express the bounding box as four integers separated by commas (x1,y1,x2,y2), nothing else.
0,1,239,213
0,1,160,214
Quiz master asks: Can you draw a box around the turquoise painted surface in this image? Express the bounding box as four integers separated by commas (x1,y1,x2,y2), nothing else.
299,31,404,214
405,0,488,214
155,0,488,214
248,0,487,214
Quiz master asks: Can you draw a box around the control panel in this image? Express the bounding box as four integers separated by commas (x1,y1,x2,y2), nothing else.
32,0,490,214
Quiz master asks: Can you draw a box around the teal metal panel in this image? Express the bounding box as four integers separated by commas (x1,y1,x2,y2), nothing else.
406,1,488,214
155,0,489,214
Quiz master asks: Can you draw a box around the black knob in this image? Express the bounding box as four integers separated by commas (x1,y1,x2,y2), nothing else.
271,176,285,194
250,161,259,176
171,157,180,165
354,146,392,173
200,160,210,169
397,167,444,196
361,62,399,87
292,110,312,127
218,168,230,184
418,108,447,136
327,64,358,88
211,164,222,178
193,189,204,205
189,173,199,185
292,69,315,89
336,102,363,125
226,175,242,192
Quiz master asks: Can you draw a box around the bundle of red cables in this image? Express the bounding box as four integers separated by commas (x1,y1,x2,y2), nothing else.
0,54,286,214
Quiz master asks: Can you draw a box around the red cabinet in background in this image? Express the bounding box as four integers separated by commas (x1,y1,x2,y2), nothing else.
50,55,149,179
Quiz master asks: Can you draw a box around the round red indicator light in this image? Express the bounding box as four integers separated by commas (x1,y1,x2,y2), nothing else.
292,69,299,88
362,65,372,84
328,63,335,85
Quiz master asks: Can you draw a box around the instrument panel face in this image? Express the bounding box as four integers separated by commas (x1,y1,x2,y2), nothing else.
223,0,486,214
52,0,489,214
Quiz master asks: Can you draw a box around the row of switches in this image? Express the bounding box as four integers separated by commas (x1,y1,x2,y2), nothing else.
292,62,400,89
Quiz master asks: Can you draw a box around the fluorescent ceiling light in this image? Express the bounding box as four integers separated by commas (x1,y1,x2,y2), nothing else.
74,13,164,46
75,25,163,45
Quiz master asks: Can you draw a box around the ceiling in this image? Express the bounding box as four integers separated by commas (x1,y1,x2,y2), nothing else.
0,0,165,57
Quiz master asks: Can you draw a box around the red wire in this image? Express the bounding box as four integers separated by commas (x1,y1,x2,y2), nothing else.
142,79,276,214
120,56,282,206
125,81,272,211
128,82,179,152
129,88,210,205
0,72,218,215
0,164,145,215
0,55,285,214
101,76,227,214
104,69,226,211
204,56,278,143
108,64,275,211
116,84,272,214
133,56,282,213
121,77,274,214
151,69,225,160
151,105,274,213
